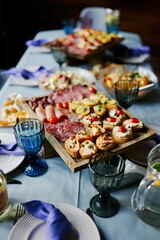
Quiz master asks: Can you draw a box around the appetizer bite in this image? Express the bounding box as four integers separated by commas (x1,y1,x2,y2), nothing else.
122,118,144,132
90,124,106,138
82,113,101,126
109,108,127,122
65,137,80,158
112,126,133,144
75,130,93,142
103,117,120,131
79,140,98,159
96,133,116,151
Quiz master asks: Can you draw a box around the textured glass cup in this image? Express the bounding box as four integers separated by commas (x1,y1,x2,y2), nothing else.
0,170,11,221
14,118,48,177
106,8,120,34
88,152,125,218
115,79,139,109
51,45,68,69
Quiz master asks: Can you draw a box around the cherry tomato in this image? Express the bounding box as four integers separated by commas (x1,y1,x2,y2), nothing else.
86,48,92,53
130,118,139,123
88,115,99,122
89,42,94,46
119,126,127,133
56,102,63,108
89,86,96,93
49,116,59,124
115,108,123,116
107,117,116,122
104,77,112,82
67,41,73,46
63,102,69,109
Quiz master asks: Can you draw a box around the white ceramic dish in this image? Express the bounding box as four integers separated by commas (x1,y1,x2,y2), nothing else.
102,66,158,99
9,203,100,240
63,66,96,83
0,133,24,174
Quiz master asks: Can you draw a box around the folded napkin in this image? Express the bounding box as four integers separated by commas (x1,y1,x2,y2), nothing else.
0,140,24,155
110,44,150,64
22,201,72,240
26,39,49,47
0,66,55,80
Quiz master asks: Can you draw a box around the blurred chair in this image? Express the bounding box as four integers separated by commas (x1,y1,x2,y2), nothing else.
76,7,106,31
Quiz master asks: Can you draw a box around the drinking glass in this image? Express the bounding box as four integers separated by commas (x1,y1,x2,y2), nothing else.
62,19,75,34
106,8,120,34
88,152,125,218
51,45,68,69
0,170,11,221
115,80,139,109
14,118,48,177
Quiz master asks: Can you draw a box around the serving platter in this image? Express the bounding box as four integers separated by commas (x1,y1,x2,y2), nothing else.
20,82,156,172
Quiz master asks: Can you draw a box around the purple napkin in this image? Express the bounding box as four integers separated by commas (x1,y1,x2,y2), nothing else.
22,201,72,240
111,44,150,57
0,140,24,155
26,39,49,47
0,66,55,80
155,134,160,145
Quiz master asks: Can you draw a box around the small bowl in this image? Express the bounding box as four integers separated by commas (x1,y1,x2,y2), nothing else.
102,66,158,100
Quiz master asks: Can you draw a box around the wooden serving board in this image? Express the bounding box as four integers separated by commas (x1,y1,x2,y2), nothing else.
67,37,123,60
20,92,156,173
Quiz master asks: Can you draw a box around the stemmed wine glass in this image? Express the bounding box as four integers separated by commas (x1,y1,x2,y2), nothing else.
88,151,125,218
51,45,68,69
115,79,139,109
14,118,48,177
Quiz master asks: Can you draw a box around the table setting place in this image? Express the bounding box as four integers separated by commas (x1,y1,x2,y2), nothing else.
1,9,160,240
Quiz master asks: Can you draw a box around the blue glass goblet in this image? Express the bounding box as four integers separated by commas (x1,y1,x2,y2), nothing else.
14,118,48,177
88,151,125,218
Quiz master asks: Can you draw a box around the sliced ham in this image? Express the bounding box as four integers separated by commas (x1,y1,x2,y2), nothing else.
45,105,56,122
35,104,47,123
54,107,69,120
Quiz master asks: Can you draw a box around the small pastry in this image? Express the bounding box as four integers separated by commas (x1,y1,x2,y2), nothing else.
112,126,133,144
75,130,93,143
81,98,99,107
82,113,101,126
123,118,144,132
79,140,98,159
96,133,117,151
103,117,120,131
90,124,106,137
103,99,118,110
109,108,127,122
65,137,80,158
76,104,90,117
93,103,106,118
69,101,81,112
90,93,106,102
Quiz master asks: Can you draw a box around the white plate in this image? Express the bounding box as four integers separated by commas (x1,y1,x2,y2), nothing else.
0,133,24,174
63,66,96,83
13,66,42,87
9,203,100,240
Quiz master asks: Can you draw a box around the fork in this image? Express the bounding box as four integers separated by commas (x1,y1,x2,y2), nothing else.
13,203,26,225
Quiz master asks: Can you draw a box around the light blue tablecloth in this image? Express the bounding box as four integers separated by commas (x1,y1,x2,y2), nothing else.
0,30,160,240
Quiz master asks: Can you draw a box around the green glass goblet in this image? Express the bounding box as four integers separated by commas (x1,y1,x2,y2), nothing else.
88,151,125,218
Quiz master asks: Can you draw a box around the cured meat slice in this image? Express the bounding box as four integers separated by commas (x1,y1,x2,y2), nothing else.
45,105,56,122
44,120,85,142
35,104,47,123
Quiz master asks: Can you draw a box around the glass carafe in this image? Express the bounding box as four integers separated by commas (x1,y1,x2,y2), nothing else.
0,170,11,221
132,144,160,226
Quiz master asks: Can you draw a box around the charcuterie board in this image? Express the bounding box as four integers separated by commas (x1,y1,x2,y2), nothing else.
20,89,156,172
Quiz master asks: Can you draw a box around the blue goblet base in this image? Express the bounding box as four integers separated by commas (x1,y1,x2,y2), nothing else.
23,157,48,177
90,194,119,218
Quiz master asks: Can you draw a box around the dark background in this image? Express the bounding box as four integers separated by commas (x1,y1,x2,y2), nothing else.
0,0,160,74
